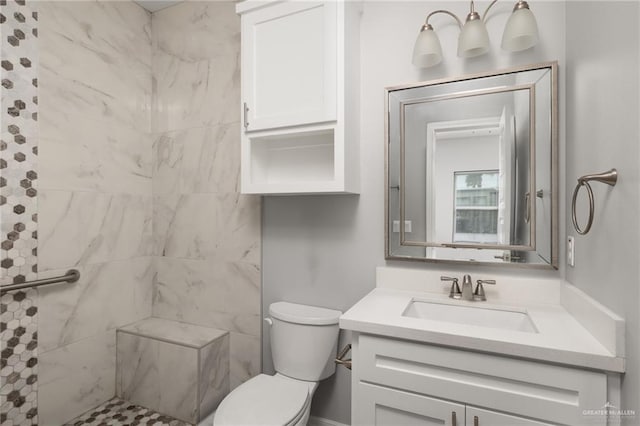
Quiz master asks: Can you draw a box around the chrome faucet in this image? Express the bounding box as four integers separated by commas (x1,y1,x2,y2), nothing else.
461,274,474,301
441,275,497,301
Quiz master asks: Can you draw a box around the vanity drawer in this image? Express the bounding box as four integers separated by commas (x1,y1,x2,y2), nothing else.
356,334,606,426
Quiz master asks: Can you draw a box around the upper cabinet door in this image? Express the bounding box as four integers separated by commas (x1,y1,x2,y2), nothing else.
242,1,337,132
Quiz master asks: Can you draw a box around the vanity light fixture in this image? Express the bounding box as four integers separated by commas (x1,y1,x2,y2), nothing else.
412,0,539,68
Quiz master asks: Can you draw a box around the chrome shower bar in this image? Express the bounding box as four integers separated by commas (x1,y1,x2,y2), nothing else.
0,269,80,295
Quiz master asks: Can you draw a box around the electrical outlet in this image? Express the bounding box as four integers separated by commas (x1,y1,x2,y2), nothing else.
392,220,413,233
567,236,575,267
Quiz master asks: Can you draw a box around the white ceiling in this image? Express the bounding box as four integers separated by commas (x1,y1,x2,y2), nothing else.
134,1,182,12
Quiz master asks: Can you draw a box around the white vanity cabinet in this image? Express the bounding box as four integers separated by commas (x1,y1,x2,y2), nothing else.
237,0,360,194
351,334,611,426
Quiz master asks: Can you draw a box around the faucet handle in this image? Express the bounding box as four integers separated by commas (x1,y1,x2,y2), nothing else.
441,276,462,299
474,280,496,301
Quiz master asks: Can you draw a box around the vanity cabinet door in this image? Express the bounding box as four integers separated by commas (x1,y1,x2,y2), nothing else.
465,407,558,426
241,1,337,132
355,382,465,426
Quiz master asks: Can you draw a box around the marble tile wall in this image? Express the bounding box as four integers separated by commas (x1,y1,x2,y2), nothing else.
1,0,39,424
151,1,262,390
36,1,153,424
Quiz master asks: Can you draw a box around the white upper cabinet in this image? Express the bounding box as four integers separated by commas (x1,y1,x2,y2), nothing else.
242,1,337,131
237,0,360,195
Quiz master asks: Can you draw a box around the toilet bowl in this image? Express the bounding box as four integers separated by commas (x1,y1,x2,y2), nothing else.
214,374,317,426
214,302,342,426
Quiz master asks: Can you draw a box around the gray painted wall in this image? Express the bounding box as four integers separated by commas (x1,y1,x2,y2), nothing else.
564,2,640,420
262,2,568,423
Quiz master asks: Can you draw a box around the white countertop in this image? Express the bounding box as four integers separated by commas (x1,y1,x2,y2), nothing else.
340,269,625,373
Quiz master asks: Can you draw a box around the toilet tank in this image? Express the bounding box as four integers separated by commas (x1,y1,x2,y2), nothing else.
269,302,342,381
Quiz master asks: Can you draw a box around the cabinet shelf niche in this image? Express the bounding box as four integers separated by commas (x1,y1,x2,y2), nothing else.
245,128,354,195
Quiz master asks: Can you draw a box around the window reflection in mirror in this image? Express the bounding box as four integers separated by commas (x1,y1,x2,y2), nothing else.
453,171,499,244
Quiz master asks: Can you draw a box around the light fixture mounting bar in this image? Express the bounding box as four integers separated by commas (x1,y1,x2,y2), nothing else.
482,0,499,21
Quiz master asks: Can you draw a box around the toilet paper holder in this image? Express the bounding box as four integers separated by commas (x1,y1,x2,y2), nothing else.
335,344,352,370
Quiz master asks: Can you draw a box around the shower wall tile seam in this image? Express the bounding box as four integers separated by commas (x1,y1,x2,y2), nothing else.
150,122,242,136
39,127,153,144
38,254,156,272
39,324,134,356
36,185,153,196
37,256,154,354
152,42,238,61
149,120,242,135
153,255,259,261
40,85,151,135
38,190,154,270
37,254,153,272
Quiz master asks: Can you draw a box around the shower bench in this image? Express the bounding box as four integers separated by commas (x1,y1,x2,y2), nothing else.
116,317,229,424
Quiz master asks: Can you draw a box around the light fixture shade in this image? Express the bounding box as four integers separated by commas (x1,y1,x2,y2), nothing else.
412,26,443,68
457,19,490,58
501,7,539,52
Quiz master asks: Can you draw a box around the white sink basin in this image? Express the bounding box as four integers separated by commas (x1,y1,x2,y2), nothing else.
403,300,538,333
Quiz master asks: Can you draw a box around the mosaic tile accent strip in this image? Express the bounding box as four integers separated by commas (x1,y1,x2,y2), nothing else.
66,398,192,426
1,1,39,425
0,289,38,426
1,0,39,287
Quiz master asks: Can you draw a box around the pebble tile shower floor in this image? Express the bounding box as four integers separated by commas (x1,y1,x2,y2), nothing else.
66,398,191,426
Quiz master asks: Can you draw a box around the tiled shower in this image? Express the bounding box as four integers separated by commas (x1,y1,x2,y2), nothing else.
0,1,261,425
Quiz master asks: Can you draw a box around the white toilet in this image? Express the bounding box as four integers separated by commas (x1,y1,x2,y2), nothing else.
214,302,342,426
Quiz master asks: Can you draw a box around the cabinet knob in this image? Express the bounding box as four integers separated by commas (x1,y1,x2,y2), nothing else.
451,411,457,425
474,415,479,426
243,102,250,130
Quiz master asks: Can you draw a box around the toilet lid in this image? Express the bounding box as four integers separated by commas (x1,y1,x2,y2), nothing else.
215,374,310,426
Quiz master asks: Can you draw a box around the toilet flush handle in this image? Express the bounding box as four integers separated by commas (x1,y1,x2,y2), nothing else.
264,318,273,326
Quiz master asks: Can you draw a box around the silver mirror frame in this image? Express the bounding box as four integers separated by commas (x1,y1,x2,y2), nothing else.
384,61,558,269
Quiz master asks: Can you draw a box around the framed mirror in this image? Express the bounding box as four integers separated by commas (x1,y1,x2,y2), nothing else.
385,62,558,268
